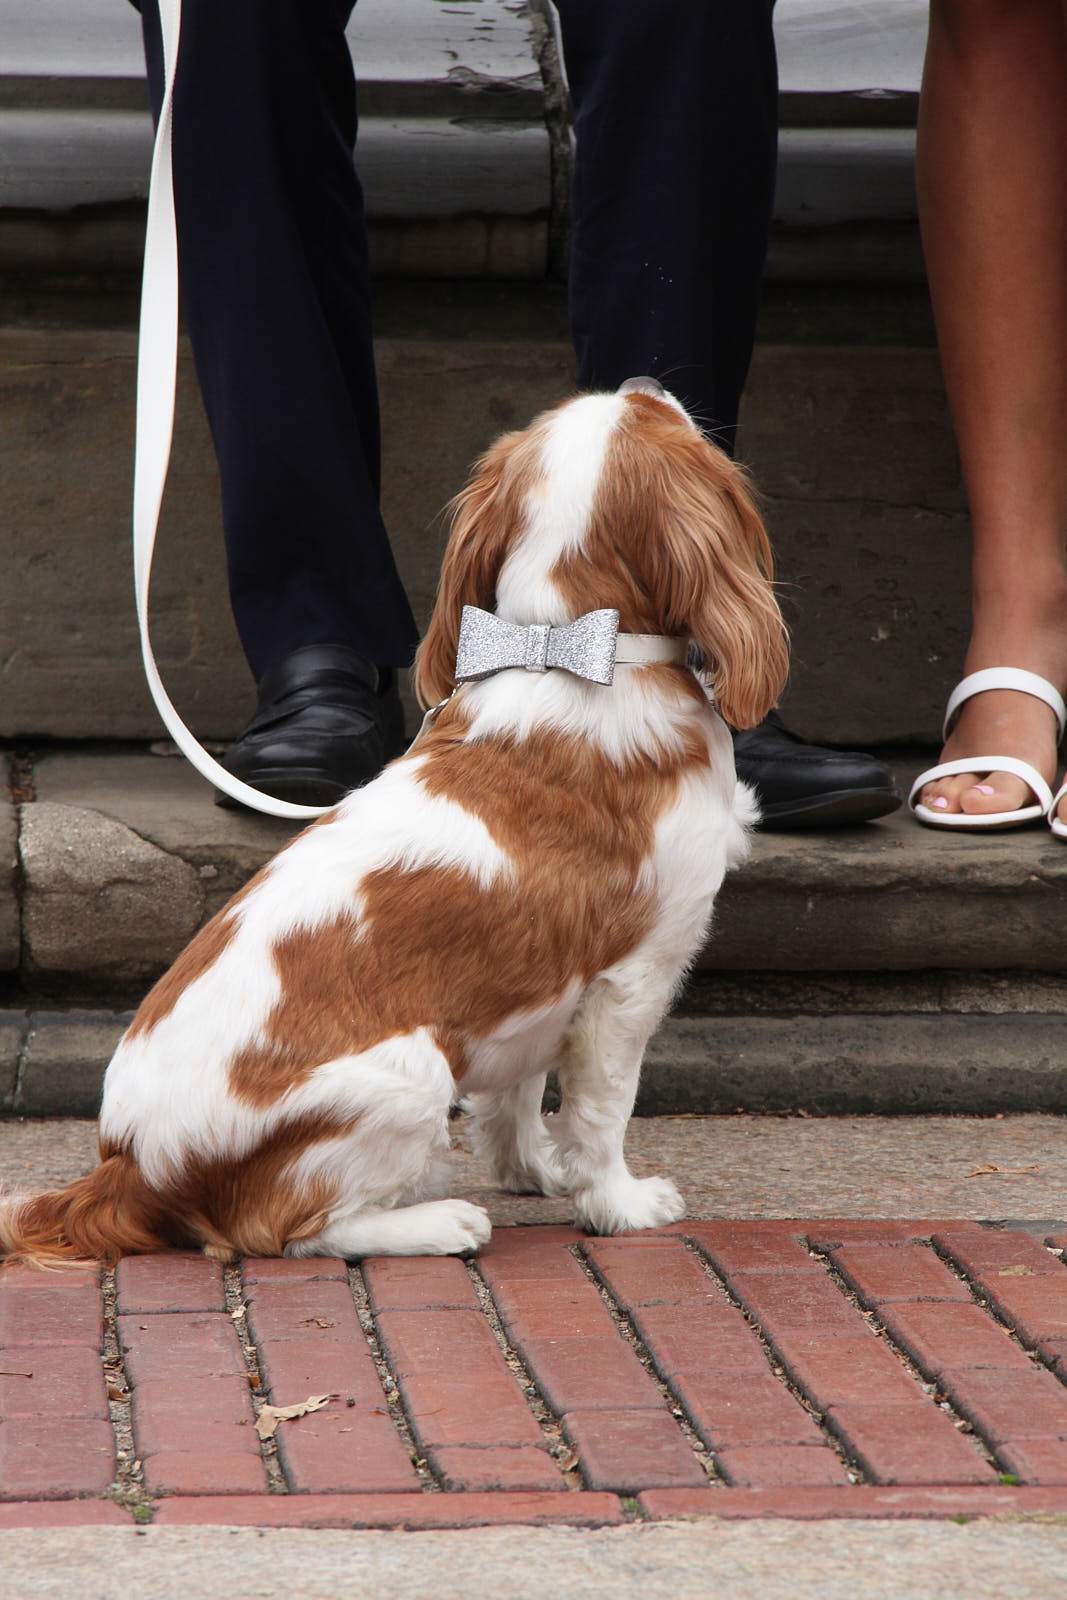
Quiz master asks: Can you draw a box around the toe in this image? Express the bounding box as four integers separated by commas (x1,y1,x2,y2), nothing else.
958,772,1034,816
920,773,978,814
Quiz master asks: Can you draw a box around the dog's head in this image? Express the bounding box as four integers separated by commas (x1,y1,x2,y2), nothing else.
414,381,788,729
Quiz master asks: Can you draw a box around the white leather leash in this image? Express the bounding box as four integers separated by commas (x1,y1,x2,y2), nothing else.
133,0,330,819
132,4,697,820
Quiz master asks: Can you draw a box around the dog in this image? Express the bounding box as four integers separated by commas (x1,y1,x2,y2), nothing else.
1,380,787,1267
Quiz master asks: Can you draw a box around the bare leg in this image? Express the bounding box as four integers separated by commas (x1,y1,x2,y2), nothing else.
917,0,1067,820
553,974,684,1235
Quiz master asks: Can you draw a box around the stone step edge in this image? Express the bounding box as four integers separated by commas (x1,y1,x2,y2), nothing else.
3,1010,1064,1120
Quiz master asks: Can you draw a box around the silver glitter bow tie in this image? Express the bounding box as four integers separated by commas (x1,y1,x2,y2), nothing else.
455,606,624,686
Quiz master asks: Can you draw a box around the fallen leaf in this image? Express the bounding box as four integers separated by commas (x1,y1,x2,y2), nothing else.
0,1370,32,1379
107,1383,128,1401
231,1303,247,1321
301,1317,336,1330
255,1393,334,1441
966,1164,1040,1178
998,1265,1035,1277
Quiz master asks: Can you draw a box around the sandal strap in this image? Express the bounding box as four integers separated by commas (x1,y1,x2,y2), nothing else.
1049,777,1067,819
909,755,1054,813
944,669,1067,742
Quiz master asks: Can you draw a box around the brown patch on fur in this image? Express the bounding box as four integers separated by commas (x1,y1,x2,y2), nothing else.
227,707,707,1110
1,1153,168,1268
413,423,547,708
126,811,340,1043
1,1112,350,1269
552,393,788,729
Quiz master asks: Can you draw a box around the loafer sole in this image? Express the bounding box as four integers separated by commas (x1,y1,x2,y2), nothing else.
754,786,902,831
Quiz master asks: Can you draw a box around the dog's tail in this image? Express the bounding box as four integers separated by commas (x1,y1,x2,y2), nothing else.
0,1152,166,1270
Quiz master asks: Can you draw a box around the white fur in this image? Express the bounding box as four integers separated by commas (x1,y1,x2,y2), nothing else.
98,387,759,1256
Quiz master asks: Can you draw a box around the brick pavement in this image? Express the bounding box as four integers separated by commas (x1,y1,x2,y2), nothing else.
2,1220,1067,1528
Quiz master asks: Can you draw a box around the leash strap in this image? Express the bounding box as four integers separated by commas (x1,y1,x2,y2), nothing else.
133,0,330,820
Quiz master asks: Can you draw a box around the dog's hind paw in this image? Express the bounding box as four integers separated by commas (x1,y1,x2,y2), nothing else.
574,1174,685,1236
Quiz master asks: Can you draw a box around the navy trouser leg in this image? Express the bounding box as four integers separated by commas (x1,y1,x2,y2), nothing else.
136,0,418,679
552,0,778,455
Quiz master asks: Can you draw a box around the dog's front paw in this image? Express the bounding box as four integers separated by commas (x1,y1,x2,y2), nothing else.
421,1199,493,1256
574,1174,685,1235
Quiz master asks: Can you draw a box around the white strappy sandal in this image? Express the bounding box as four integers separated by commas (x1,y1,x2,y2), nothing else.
909,668,1066,831
1049,779,1067,840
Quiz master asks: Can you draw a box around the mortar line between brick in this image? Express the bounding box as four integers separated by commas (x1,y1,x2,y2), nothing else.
100,1266,149,1524
467,1257,582,1487
572,1244,717,1491
229,1265,289,1493
810,1246,1000,1478
347,1263,440,1493
930,1237,1067,1401
10,1010,32,1106
681,1234,863,1485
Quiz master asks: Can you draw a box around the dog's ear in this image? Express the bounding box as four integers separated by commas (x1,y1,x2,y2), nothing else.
646,430,789,730
413,432,528,709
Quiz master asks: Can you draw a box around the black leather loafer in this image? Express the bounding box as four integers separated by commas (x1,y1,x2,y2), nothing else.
733,712,901,830
216,644,408,810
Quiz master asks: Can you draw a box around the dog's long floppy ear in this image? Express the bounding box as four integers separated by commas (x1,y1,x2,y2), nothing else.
413,431,531,709
646,427,789,729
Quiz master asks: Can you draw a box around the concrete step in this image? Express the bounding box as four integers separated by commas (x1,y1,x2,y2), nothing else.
2,749,1064,1117
2,312,961,751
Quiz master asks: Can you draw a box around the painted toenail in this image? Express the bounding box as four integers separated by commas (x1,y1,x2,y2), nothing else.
931,797,949,809
974,784,996,795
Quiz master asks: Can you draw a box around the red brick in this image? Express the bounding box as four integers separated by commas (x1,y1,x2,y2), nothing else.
245,1281,362,1345
143,1451,269,1495
257,1337,382,1411
430,1445,565,1492
879,1302,1034,1379
632,1303,767,1379
828,1401,995,1485
399,1373,544,1448
479,1250,587,1291
516,1336,663,1414
0,1263,101,1292
276,1406,419,1493
0,1279,103,1349
0,1417,114,1497
997,1438,1067,1485
638,1485,1067,1520
805,1222,980,1251
500,1285,616,1344
375,1309,500,1379
562,1408,706,1491
134,1417,259,1458
479,1226,585,1254
975,1275,1067,1349
716,1444,851,1488
671,1370,823,1448
689,1223,820,1276
116,1252,225,1313
118,1313,247,1386
772,1333,921,1410
1039,1337,1067,1375
241,1258,347,1285
0,1344,107,1419
831,1245,970,1306
0,1501,131,1529
153,1490,624,1528
583,1239,721,1308
363,1257,479,1312
941,1367,1067,1445
131,1375,256,1426
934,1231,1064,1279
729,1272,867,1339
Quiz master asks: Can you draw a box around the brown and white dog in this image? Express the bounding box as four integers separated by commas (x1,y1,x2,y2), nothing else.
2,382,787,1266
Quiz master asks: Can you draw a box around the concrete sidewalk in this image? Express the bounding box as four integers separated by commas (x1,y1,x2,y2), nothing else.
4,1521,1067,1600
